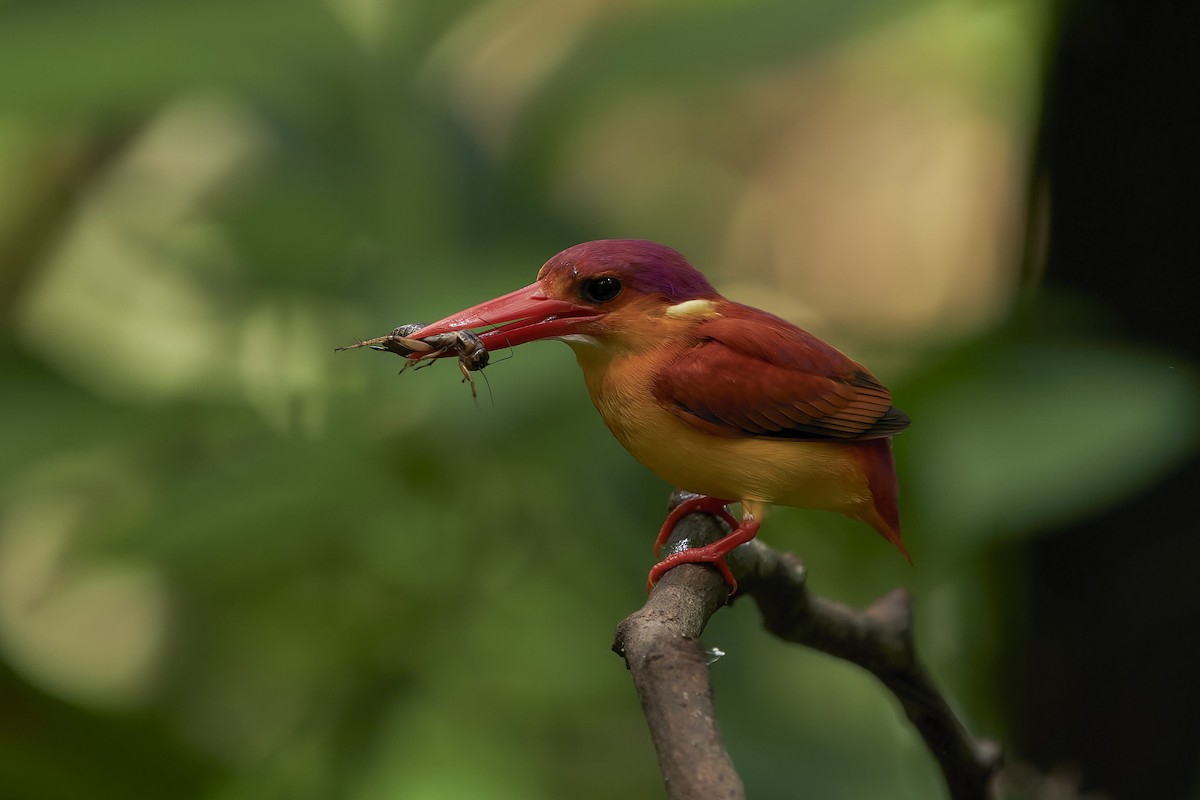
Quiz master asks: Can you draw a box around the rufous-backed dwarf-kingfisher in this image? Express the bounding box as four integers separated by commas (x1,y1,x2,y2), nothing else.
414,240,910,593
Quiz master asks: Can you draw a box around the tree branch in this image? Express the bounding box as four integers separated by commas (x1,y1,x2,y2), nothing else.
612,512,744,800
613,491,1002,800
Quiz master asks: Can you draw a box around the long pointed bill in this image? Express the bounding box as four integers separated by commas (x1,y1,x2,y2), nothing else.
413,282,603,350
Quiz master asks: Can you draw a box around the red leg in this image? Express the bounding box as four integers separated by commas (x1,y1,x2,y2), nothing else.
647,514,761,595
653,495,739,558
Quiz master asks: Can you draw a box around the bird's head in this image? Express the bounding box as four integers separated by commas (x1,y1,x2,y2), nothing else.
414,240,721,353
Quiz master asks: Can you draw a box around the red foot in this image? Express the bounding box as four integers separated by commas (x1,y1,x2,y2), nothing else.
647,513,760,595
653,496,739,558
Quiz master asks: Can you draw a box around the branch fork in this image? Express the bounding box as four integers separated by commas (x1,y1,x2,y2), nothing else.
612,491,1002,800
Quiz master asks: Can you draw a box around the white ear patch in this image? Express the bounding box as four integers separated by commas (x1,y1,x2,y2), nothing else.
665,299,720,319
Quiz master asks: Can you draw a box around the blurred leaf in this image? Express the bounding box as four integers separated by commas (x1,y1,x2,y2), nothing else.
508,0,918,177
910,342,1200,541
0,0,350,118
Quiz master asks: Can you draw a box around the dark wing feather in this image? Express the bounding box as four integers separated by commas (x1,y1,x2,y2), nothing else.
653,304,909,441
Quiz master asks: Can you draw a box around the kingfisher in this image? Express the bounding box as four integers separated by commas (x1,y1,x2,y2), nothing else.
413,240,909,592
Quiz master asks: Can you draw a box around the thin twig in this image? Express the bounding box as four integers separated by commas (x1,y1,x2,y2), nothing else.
614,491,1002,800
737,538,1003,799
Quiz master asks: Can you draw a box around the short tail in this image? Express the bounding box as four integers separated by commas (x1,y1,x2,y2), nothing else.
854,439,911,564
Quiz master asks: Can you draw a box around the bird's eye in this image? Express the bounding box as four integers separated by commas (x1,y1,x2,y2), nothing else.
579,276,622,303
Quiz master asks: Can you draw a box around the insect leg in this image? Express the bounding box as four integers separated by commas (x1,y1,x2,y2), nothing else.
458,359,477,399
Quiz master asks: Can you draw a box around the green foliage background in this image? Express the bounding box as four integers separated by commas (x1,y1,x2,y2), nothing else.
1,1,1195,798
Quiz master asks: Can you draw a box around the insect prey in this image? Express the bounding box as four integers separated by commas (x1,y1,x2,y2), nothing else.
336,324,490,398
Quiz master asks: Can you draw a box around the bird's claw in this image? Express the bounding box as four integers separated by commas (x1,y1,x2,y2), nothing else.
653,495,738,558
647,545,740,594
647,505,760,596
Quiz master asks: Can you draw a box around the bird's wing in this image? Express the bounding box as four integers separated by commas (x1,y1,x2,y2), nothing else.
653,306,909,441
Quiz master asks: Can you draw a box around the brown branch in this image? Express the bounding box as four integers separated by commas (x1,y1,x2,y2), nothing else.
736,540,1004,799
613,491,1002,800
612,510,743,800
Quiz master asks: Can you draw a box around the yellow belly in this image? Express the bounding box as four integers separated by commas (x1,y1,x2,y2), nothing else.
572,343,877,523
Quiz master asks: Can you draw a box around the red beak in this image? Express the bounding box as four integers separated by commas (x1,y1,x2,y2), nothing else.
413,282,603,350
